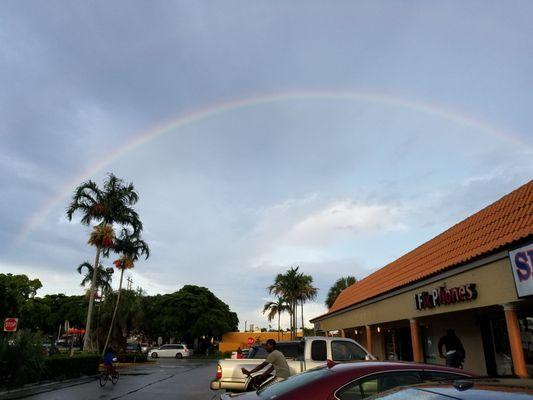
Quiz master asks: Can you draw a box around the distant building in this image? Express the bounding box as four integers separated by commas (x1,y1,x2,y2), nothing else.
218,331,302,352
311,180,533,378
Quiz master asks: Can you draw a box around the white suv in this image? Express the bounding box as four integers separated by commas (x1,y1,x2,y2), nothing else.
149,343,190,359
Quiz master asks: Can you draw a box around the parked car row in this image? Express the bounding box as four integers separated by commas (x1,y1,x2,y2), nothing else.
214,336,533,399
220,361,477,399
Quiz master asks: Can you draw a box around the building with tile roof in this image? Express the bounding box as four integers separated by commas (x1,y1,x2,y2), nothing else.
311,180,533,378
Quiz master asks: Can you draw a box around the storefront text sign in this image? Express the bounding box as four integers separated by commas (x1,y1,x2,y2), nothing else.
415,284,478,310
509,243,533,298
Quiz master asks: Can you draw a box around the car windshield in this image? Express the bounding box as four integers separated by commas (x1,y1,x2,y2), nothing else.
258,367,332,399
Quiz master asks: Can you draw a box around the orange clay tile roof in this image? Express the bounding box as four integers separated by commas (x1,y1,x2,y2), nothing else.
325,180,533,315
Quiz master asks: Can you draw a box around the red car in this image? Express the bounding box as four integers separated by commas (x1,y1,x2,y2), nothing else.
220,361,477,400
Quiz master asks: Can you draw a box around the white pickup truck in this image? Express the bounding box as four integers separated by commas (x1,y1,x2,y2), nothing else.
210,336,374,392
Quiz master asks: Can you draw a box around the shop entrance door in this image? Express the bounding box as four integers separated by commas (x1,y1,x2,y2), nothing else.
384,327,413,361
480,314,513,376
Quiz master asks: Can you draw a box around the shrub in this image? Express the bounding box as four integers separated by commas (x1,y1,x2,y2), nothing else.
42,353,100,380
0,330,45,388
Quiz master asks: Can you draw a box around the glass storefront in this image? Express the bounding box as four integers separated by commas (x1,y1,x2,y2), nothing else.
384,327,413,361
518,313,533,376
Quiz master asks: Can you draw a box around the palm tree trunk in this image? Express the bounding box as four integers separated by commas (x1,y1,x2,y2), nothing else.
83,244,101,351
289,302,293,340
102,268,124,357
277,312,280,341
301,300,304,336
294,299,298,339
291,300,295,340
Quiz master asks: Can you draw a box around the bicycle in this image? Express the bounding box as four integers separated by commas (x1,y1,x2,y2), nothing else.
99,365,119,387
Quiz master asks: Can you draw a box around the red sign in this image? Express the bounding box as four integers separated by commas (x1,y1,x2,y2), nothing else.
247,337,255,346
67,328,86,335
415,283,478,310
3,318,18,332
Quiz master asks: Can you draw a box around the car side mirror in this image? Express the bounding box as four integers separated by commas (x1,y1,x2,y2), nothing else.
365,354,377,361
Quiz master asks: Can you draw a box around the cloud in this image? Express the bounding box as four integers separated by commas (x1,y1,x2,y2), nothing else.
284,201,407,248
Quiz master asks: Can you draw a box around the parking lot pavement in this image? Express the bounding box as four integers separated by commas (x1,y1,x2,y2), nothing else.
5,359,221,400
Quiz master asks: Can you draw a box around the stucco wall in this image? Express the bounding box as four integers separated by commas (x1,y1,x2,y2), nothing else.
317,257,518,331
219,331,300,352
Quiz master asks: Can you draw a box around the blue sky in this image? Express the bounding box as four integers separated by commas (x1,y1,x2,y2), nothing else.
1,1,532,330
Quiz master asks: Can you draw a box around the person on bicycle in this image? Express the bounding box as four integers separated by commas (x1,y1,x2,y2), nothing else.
103,347,116,374
241,339,290,388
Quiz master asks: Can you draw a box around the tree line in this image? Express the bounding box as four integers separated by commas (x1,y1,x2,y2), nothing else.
0,273,238,350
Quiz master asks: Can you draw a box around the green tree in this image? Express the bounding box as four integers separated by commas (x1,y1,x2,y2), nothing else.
39,294,87,336
0,273,42,321
325,276,357,309
66,173,142,350
262,297,290,341
147,285,238,346
19,298,50,331
268,267,302,339
103,229,149,355
298,273,318,333
97,288,145,350
77,262,114,296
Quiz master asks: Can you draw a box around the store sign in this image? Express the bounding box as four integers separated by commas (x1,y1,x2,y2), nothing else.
509,243,533,298
415,284,478,310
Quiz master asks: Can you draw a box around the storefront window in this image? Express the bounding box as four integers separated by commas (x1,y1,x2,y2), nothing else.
384,327,413,361
421,324,437,363
518,314,533,376
490,317,513,376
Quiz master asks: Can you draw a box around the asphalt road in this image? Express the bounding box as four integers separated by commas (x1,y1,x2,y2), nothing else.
15,359,222,400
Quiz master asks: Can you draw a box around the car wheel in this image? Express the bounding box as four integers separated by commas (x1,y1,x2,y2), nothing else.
175,353,183,359
151,352,158,358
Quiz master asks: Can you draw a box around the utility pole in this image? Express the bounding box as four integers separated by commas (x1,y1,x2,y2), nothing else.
126,276,133,290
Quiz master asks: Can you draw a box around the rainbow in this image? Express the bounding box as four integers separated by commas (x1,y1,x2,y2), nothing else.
13,90,531,246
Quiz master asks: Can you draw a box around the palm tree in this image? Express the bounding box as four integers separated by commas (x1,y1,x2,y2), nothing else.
263,298,290,341
297,274,318,334
268,267,301,339
77,261,114,296
102,228,149,355
66,173,142,351
325,276,357,309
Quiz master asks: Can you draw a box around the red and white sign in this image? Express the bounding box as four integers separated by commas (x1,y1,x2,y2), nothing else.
247,337,255,346
3,318,18,332
510,243,533,298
